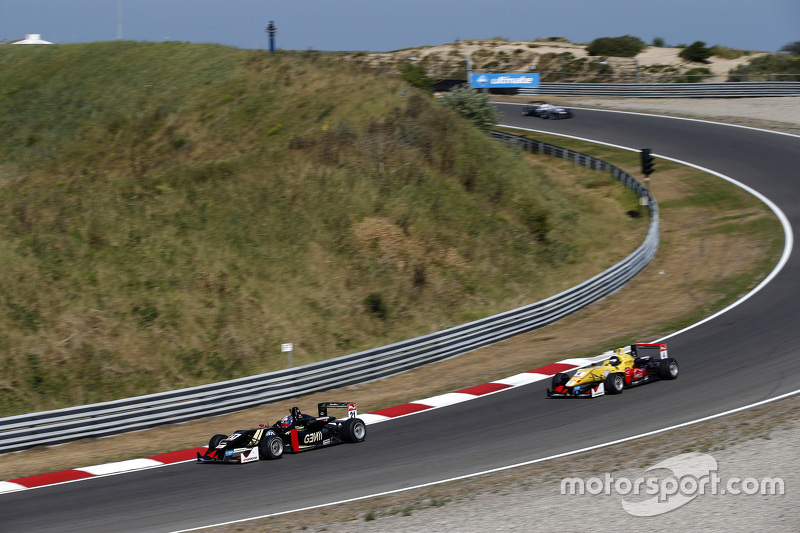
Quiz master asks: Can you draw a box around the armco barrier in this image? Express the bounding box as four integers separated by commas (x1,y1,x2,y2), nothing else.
0,133,659,454
520,81,800,98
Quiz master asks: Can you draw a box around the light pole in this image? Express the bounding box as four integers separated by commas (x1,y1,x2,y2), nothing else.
266,21,277,53
117,0,123,40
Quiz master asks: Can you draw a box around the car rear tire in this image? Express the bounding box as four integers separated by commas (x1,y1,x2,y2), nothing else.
659,358,679,380
551,372,570,389
259,435,284,459
605,372,625,394
342,418,367,443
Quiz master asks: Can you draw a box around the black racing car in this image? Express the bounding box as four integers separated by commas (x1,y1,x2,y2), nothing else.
521,100,547,116
197,402,366,464
522,101,572,119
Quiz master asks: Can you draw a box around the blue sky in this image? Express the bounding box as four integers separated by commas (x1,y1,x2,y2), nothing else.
1,0,796,53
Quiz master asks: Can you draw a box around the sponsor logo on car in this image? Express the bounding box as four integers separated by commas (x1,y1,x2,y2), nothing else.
303,431,323,444
240,448,259,463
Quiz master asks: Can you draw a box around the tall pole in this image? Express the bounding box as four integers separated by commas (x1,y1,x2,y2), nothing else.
266,21,277,53
117,0,123,40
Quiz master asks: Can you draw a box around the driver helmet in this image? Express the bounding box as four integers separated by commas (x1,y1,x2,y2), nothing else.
608,356,621,366
280,414,294,428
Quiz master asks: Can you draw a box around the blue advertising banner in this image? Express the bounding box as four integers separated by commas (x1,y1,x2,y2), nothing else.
470,73,540,89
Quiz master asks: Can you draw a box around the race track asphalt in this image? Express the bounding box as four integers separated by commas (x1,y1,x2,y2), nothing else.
3,106,799,532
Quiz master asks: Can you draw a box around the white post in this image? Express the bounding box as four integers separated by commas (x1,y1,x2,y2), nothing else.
281,342,293,368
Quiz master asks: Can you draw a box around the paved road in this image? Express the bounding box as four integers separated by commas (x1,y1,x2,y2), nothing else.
3,107,798,532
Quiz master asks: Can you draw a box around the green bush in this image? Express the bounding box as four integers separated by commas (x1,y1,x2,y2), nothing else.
709,45,751,60
364,293,388,320
679,41,713,63
674,67,712,83
727,53,800,81
780,41,800,56
398,61,433,93
438,85,500,132
586,36,646,57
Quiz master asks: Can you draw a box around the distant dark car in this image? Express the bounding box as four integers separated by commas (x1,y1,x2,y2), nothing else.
197,402,366,463
521,100,547,116
522,101,572,119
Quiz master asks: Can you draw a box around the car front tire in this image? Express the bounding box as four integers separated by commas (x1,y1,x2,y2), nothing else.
259,435,284,459
551,372,570,389
208,433,227,449
605,372,625,394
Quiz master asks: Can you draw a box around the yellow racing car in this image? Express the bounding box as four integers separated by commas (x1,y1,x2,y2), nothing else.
547,343,678,398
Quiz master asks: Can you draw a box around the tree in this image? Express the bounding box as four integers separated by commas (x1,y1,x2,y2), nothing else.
398,61,433,93
586,36,646,57
438,85,500,132
652,37,665,48
780,41,800,56
679,41,713,63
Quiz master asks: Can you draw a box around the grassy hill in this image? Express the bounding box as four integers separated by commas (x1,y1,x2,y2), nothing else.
0,42,645,415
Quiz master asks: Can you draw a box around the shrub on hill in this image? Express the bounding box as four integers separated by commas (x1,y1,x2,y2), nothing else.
673,67,713,83
709,45,752,60
438,85,500,132
779,41,800,56
586,36,646,58
727,52,800,81
679,41,713,63
398,61,433,93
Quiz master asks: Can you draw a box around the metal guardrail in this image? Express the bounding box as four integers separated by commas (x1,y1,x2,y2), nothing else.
520,81,800,98
0,134,659,454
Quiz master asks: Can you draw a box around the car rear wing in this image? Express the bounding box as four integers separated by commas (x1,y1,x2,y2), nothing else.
631,343,668,359
317,402,358,418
